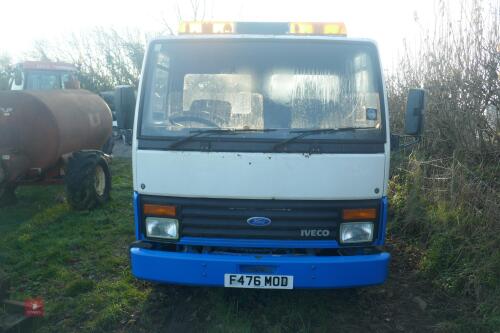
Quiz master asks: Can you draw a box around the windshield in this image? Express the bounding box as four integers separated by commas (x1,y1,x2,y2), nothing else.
140,39,384,142
25,71,60,90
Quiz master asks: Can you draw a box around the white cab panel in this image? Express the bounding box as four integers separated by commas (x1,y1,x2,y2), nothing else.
135,151,386,200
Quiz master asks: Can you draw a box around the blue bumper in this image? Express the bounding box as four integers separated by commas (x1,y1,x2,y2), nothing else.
130,247,390,288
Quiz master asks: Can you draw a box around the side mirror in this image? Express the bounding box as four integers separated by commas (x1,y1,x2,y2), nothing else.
114,85,136,130
99,91,115,111
404,88,425,136
14,70,23,86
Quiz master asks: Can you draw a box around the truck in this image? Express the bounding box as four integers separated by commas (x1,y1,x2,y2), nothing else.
0,61,114,210
124,21,425,289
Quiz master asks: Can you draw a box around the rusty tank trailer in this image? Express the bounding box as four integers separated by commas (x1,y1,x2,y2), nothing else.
0,89,114,210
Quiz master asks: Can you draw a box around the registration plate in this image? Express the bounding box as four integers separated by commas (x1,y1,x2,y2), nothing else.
224,274,294,289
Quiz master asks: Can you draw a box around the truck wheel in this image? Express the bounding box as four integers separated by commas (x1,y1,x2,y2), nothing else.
0,183,17,207
65,152,111,210
102,135,115,155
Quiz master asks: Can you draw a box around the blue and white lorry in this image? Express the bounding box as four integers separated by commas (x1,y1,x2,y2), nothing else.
124,21,425,289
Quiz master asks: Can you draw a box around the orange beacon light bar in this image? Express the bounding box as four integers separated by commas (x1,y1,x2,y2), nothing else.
178,21,235,34
178,21,347,36
289,22,347,36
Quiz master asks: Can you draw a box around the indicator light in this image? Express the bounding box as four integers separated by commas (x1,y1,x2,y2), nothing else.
342,208,377,220
143,204,176,217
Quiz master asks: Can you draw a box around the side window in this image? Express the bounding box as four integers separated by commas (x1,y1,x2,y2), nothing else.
149,51,170,121
61,72,80,89
352,53,380,126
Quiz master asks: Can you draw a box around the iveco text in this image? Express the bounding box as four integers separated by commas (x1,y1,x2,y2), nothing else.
122,21,425,289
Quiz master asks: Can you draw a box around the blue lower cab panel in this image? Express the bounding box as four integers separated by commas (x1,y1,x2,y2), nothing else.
130,248,390,288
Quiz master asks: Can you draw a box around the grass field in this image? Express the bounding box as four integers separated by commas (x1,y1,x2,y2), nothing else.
0,159,486,332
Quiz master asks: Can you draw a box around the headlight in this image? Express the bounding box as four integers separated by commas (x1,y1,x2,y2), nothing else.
340,222,374,244
145,217,179,240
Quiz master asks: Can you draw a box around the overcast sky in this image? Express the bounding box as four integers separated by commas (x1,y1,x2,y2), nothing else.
0,0,448,69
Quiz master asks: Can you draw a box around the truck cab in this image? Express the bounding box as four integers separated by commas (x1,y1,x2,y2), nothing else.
9,61,78,91
127,21,424,289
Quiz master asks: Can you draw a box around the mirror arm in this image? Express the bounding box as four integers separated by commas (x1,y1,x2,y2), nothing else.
390,134,421,152
399,135,421,149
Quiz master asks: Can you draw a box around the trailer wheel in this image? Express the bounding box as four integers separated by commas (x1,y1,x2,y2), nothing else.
65,152,111,210
0,183,17,207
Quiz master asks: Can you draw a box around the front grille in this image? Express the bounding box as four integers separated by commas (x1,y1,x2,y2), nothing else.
181,204,338,240
141,196,380,241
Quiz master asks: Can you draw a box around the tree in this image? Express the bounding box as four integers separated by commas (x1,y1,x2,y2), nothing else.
31,28,148,92
28,1,208,92
161,0,209,35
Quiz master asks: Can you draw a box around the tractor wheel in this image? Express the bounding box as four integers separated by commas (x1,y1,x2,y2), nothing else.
65,152,111,210
0,183,17,208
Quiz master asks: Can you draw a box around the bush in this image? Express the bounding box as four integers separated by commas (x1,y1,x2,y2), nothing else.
388,0,499,328
31,28,147,92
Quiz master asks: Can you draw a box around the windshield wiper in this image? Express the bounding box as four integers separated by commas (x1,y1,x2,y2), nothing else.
272,127,373,152
168,128,276,150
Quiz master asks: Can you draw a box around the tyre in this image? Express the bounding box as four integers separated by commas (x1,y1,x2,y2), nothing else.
65,151,111,210
0,183,17,207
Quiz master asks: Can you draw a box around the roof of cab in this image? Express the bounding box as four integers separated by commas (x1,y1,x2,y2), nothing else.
19,61,77,72
149,34,379,48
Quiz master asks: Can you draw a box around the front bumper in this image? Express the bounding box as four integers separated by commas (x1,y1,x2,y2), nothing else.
130,246,390,288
